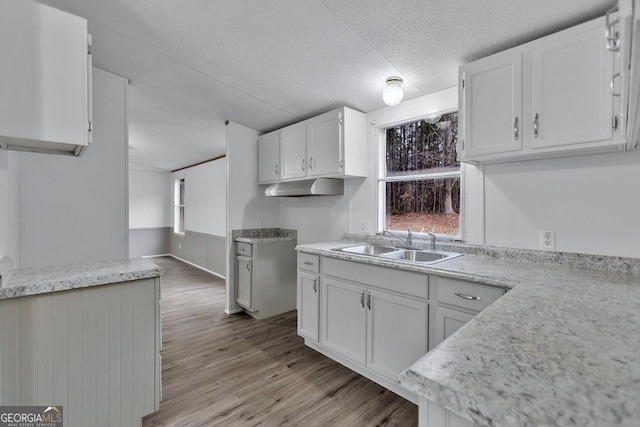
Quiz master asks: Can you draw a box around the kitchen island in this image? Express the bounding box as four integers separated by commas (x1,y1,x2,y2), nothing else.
296,238,640,427
0,257,163,427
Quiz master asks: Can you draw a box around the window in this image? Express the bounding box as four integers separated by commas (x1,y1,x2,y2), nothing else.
174,178,185,234
379,112,461,238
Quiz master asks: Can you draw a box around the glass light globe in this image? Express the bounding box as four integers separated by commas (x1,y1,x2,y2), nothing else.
383,77,403,106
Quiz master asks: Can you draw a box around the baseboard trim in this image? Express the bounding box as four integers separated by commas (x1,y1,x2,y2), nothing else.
167,254,226,280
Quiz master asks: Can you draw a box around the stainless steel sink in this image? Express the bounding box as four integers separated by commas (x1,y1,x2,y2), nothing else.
381,249,462,263
333,245,462,265
334,244,398,256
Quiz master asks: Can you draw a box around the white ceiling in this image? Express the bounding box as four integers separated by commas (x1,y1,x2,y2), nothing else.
36,0,615,171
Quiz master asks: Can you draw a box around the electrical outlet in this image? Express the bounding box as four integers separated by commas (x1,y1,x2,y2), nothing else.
360,220,370,233
540,230,555,250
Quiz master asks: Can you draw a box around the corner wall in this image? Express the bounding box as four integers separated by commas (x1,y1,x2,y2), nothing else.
0,150,19,265
225,122,280,313
18,68,129,268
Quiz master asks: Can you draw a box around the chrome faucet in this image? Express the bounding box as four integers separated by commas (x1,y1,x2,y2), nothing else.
384,227,413,248
426,232,436,251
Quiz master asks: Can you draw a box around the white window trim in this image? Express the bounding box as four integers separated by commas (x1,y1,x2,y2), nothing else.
173,177,185,235
369,87,463,241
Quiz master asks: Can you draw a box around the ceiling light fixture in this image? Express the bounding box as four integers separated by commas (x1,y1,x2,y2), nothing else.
382,77,403,106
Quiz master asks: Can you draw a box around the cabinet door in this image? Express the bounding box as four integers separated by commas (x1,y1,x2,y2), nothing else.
0,1,89,150
258,132,280,184
321,278,366,364
433,306,474,347
281,124,307,179
530,20,613,149
367,290,427,382
297,272,319,342
461,51,523,158
308,110,342,177
235,256,252,310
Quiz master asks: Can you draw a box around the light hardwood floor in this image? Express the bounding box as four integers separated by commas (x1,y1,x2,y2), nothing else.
143,256,418,427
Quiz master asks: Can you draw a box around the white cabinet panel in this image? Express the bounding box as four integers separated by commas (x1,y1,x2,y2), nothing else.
434,306,474,348
367,290,427,381
281,124,307,179
0,0,90,155
258,132,280,184
297,271,319,342
235,256,252,310
531,23,613,148
308,110,342,177
461,51,523,157
322,278,367,365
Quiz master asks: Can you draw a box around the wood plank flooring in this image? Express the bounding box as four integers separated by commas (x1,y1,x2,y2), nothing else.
143,256,418,427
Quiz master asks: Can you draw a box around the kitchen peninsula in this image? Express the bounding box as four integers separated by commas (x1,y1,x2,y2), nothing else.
0,257,163,427
296,236,640,426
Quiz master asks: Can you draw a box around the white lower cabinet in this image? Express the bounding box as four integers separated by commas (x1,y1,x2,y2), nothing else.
322,278,367,364
367,290,428,381
297,271,320,341
321,277,428,382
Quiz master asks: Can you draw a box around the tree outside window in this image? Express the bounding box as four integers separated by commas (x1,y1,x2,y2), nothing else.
381,112,460,237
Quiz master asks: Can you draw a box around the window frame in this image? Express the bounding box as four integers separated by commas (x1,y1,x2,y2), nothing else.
173,177,185,235
377,108,464,241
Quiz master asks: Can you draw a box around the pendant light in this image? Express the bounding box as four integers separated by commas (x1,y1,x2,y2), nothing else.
382,77,403,106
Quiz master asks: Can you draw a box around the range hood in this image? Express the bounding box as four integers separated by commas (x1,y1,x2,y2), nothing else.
265,178,344,197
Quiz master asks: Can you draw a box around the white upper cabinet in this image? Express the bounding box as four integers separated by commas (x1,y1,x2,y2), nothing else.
258,106,367,183
461,51,523,157
281,124,307,180
257,131,280,184
0,0,92,156
459,16,625,163
530,22,613,149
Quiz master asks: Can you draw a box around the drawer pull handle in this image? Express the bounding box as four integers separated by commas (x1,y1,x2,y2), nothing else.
366,292,371,310
240,247,245,252
360,291,365,308
303,261,314,266
455,293,481,301
313,279,317,293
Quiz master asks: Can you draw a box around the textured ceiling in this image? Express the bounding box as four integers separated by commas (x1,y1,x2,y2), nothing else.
35,0,615,171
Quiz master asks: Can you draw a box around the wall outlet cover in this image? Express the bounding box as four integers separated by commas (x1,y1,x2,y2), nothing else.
540,230,555,250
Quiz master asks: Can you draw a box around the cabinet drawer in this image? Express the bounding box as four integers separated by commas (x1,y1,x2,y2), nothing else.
235,241,253,257
298,253,320,273
435,277,503,312
323,257,428,300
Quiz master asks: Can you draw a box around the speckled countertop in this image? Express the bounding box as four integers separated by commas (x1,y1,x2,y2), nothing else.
233,228,297,243
296,239,640,426
0,258,163,300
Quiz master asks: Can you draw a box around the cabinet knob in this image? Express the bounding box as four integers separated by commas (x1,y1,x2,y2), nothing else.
309,157,313,170
360,291,365,308
301,159,306,171
313,279,317,293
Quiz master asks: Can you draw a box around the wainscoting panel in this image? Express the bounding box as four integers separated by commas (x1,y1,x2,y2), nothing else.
129,227,170,257
169,230,226,277
0,278,161,426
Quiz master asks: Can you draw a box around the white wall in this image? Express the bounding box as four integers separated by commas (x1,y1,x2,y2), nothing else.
129,169,171,228
18,68,129,268
170,157,226,237
473,149,640,258
226,122,280,313
0,150,19,264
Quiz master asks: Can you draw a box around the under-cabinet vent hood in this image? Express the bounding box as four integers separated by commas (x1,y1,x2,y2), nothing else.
265,178,344,197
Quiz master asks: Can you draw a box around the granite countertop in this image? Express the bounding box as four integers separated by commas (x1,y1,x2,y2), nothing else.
233,228,297,243
0,258,163,300
296,240,640,426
